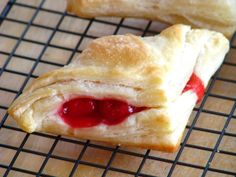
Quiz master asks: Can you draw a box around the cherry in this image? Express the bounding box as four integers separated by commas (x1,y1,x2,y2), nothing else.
60,98,102,128
98,99,134,125
62,98,97,117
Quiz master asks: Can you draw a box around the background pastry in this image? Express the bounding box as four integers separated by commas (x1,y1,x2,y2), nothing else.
67,0,236,38
8,25,229,152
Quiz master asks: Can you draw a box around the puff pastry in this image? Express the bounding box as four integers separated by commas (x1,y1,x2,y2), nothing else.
67,0,236,38
8,25,229,152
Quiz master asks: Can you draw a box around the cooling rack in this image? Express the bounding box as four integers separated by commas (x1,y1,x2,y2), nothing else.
0,0,235,176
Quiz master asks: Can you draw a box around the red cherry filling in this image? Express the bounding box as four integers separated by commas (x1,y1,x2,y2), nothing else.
62,98,97,117
59,98,101,128
183,73,205,103
59,73,204,128
59,98,145,128
99,100,135,125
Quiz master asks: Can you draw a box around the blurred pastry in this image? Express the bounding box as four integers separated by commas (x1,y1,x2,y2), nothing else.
67,0,236,38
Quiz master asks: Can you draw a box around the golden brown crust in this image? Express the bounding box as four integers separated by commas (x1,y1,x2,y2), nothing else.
25,34,160,93
79,34,152,68
67,0,236,38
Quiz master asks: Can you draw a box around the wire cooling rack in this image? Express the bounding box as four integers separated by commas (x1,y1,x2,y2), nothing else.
0,0,235,176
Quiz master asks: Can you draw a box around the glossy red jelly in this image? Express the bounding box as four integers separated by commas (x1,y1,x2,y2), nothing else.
59,73,204,128
59,98,145,128
183,73,205,103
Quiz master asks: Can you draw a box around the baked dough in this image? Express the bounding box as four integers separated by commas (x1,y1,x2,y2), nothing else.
8,25,229,152
67,0,236,38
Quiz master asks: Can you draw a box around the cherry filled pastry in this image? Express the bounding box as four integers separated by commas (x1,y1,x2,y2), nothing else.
8,25,229,152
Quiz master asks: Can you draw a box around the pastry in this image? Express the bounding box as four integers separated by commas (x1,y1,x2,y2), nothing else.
8,25,229,152
67,0,236,38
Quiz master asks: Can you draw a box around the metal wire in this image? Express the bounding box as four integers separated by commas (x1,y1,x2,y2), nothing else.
0,0,235,177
